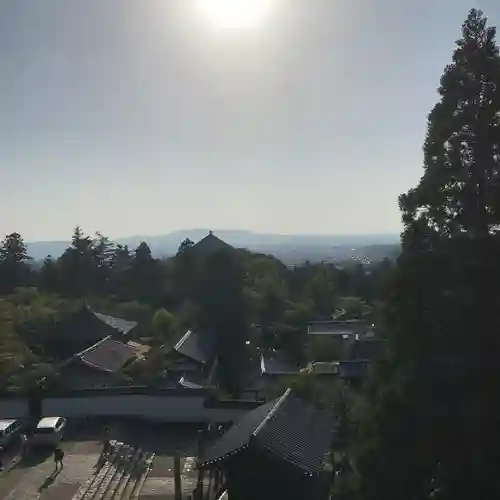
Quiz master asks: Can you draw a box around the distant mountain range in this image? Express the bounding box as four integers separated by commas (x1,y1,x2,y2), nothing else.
27,229,401,265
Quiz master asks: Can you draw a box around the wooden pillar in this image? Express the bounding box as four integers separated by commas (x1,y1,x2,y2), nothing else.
196,429,205,500
174,454,182,500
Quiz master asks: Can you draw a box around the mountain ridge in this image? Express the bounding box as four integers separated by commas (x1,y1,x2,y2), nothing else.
25,229,401,264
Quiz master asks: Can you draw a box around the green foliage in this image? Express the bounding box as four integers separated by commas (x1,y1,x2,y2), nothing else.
266,370,347,413
351,9,500,500
151,308,176,346
0,233,31,294
0,224,393,393
195,248,249,395
122,347,168,386
400,10,500,241
306,336,346,362
337,296,372,320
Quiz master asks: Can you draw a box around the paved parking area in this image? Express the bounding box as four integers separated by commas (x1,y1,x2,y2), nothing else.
0,419,204,500
0,440,101,500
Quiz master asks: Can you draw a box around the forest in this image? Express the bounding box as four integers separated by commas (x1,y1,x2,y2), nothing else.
0,226,392,393
332,9,500,500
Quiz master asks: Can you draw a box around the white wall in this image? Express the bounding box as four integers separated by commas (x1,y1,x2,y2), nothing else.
0,398,29,419
0,395,253,423
44,395,206,421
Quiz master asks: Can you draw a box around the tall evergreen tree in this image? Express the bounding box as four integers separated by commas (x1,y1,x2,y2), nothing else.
400,8,500,241
39,255,59,293
57,226,95,297
171,238,197,305
109,244,133,299
129,242,163,306
91,232,115,293
0,232,31,293
355,9,500,500
196,248,248,396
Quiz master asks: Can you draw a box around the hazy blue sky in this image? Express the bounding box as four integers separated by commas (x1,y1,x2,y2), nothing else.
1,0,499,241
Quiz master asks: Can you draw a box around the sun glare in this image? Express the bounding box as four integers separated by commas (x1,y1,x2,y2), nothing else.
196,0,273,30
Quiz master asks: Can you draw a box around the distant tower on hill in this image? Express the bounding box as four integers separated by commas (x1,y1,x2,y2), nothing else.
192,231,233,257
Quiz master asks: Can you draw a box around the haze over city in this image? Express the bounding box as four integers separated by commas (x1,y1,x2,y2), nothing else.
2,0,499,241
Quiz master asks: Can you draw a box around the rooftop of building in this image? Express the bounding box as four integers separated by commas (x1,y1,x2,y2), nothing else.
199,388,334,476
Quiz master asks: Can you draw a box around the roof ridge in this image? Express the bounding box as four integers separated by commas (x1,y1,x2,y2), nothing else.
252,388,291,438
259,353,266,374
174,330,193,351
78,336,138,373
76,335,112,358
79,358,114,373
104,337,132,348
57,335,112,370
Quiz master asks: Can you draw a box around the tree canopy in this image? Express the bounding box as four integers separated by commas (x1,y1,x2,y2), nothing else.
351,9,500,500
0,226,393,396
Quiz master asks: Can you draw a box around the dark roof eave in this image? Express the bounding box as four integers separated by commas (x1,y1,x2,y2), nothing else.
262,371,299,376
197,444,249,469
198,439,322,477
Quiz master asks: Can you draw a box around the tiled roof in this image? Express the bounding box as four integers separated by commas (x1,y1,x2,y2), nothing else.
199,389,334,475
173,330,217,365
72,336,139,373
308,362,339,375
338,360,369,379
307,320,371,336
39,306,137,343
178,376,204,389
89,308,137,335
192,232,234,256
260,352,299,376
200,399,277,465
348,339,384,361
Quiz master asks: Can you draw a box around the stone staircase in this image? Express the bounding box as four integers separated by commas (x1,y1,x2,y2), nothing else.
71,440,155,500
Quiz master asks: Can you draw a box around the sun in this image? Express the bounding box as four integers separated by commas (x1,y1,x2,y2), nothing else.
196,0,273,30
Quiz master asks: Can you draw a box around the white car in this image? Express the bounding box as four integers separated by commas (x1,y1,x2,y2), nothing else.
0,419,26,450
30,417,67,447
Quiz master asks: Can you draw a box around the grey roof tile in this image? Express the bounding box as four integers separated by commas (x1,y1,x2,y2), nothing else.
309,362,339,375
90,310,138,335
307,320,370,336
348,339,384,360
260,353,299,375
75,336,139,373
178,376,204,389
200,389,334,475
338,359,369,379
200,399,277,464
173,330,217,365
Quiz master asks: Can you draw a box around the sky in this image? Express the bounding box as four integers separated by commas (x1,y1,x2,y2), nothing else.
1,0,500,241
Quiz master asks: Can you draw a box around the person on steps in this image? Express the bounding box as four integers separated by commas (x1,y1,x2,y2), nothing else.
20,433,28,457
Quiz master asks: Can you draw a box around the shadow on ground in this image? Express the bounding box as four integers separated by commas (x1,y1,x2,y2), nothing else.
38,467,62,492
17,448,53,469
65,417,202,456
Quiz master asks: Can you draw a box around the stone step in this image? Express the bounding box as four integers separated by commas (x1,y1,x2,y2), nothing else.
127,452,156,500
72,442,124,500
101,447,144,500
89,444,136,500
114,460,142,500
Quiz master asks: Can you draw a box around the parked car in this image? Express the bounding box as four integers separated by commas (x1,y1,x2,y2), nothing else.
0,419,28,450
29,417,67,447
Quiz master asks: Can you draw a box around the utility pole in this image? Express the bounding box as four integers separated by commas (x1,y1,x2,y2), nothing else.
174,454,182,500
